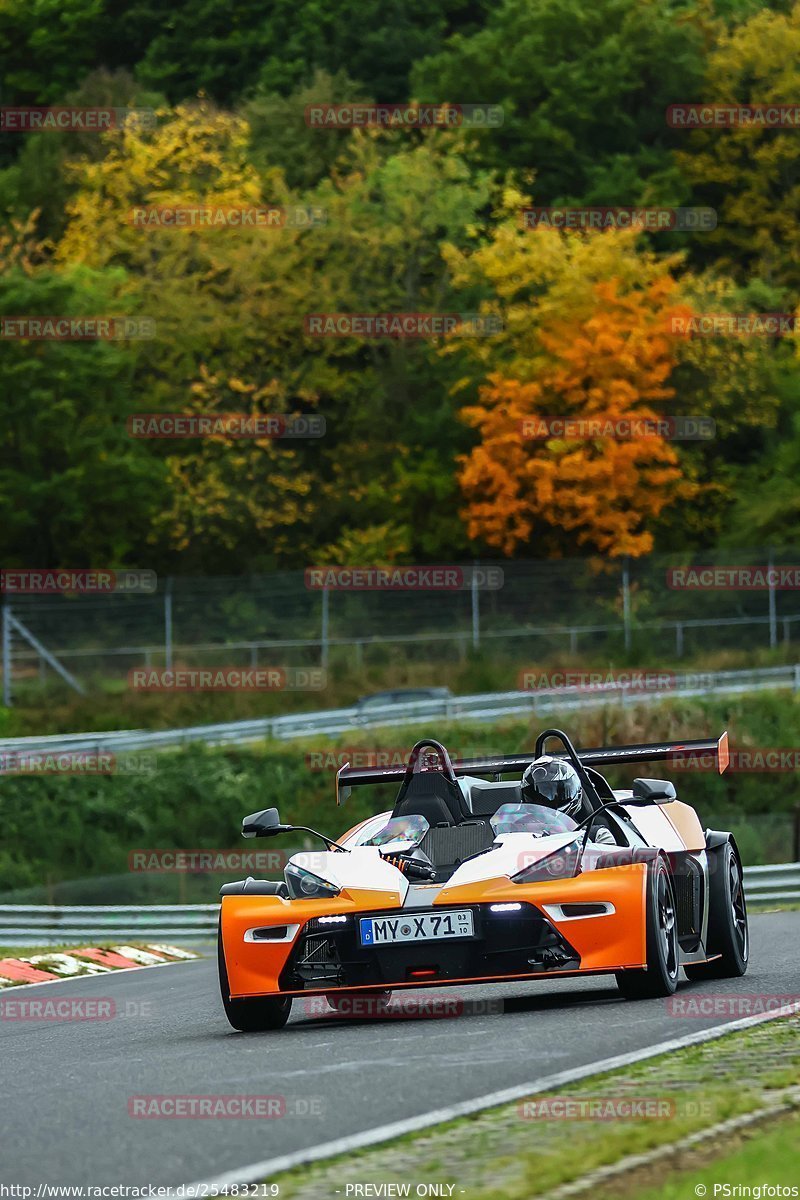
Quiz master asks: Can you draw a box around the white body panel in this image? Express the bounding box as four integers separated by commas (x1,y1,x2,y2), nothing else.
288,846,408,898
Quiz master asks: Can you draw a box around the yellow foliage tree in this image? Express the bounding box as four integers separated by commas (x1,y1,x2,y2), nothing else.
151,368,316,566
676,3,800,287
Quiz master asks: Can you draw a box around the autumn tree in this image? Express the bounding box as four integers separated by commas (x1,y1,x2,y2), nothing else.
458,277,690,557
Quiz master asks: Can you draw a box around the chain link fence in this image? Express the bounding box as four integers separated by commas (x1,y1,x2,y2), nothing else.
3,546,800,699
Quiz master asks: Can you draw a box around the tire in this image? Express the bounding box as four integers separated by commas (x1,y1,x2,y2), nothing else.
325,990,393,1016
217,924,292,1032
684,841,748,980
616,856,679,999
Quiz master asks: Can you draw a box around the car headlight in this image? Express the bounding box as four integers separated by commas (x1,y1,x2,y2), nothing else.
511,838,582,884
284,862,341,899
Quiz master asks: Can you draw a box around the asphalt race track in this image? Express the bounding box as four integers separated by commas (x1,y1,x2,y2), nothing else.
2,911,798,1187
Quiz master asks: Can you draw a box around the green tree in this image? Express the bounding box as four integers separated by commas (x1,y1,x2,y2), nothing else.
298,131,495,562
129,0,489,105
0,261,165,566
0,0,105,105
412,0,707,204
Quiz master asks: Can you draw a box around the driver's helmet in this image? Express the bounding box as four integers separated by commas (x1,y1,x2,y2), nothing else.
521,755,582,819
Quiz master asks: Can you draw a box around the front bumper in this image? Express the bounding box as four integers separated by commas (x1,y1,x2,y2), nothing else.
279,903,579,990
220,864,648,998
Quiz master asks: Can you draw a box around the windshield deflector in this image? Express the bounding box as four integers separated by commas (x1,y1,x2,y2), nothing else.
363,814,430,849
491,803,579,838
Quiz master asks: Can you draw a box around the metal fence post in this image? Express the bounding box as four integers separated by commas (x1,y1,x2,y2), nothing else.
471,563,480,652
768,549,777,649
164,577,173,669
675,622,684,657
622,558,631,652
321,586,329,669
2,601,11,707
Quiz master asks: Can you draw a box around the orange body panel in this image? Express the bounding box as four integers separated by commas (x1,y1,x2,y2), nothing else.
440,863,648,972
222,887,401,997
221,865,648,998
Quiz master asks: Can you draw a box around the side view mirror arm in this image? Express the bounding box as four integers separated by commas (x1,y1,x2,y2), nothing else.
287,824,350,853
243,820,348,852
575,791,675,866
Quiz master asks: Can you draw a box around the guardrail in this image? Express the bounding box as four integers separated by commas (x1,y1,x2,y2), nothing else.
2,664,800,759
0,864,796,946
742,862,800,903
0,904,220,947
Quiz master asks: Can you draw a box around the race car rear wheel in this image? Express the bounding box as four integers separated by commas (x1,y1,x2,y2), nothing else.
218,924,292,1031
325,990,393,1017
684,841,748,980
615,856,679,1000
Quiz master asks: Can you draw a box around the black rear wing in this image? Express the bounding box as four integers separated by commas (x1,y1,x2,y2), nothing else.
335,731,729,802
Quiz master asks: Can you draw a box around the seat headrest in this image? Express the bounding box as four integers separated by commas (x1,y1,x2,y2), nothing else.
392,768,468,825
467,781,523,817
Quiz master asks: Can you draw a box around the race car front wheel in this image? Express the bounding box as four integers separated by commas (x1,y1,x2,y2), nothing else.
615,856,679,1000
218,925,292,1032
684,840,748,980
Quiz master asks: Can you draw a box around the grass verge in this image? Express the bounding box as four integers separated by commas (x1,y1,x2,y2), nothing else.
628,1110,800,1200
270,1013,800,1200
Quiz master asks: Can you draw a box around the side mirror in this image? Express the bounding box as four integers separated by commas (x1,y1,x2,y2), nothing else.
242,808,292,838
631,778,677,804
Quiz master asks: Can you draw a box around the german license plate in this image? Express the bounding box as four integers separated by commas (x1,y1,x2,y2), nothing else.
359,910,474,946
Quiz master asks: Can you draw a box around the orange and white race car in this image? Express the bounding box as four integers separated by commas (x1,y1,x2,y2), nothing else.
218,729,748,1031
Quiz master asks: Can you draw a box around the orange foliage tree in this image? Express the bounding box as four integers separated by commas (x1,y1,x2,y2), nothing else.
459,278,693,557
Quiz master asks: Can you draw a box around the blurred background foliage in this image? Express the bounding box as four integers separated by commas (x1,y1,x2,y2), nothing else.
1,0,799,571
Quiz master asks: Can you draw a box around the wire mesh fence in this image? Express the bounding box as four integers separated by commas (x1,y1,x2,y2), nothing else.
3,546,800,699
